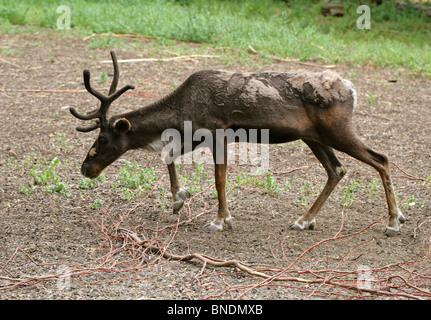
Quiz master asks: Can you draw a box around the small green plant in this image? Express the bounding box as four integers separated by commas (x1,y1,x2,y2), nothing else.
21,157,71,197
366,93,376,105
367,178,379,199
99,71,107,83
46,179,70,196
89,198,103,209
7,156,17,167
50,132,71,150
402,195,416,209
189,161,208,193
170,79,178,91
341,178,359,207
20,184,35,195
232,170,286,196
29,157,59,185
294,182,312,207
159,187,168,210
79,174,106,189
256,172,284,195
115,160,157,199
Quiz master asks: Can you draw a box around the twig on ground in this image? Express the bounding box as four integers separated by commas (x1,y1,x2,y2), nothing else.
101,55,219,63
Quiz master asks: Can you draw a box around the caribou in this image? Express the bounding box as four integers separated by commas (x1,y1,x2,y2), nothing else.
70,50,405,236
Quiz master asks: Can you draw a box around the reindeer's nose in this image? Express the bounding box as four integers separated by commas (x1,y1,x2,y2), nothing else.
81,163,101,179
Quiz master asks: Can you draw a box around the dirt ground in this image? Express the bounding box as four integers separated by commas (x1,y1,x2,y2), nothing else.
0,30,430,300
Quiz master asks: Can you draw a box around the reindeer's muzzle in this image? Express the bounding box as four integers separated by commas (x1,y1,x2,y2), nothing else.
81,163,103,179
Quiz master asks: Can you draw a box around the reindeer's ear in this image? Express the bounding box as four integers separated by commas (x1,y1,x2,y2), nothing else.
113,118,131,135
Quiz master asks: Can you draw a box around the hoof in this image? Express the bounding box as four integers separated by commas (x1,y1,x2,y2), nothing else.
172,200,184,214
203,222,223,232
289,219,316,231
203,217,233,232
172,187,191,214
384,226,399,237
397,209,406,224
384,209,405,237
224,217,234,230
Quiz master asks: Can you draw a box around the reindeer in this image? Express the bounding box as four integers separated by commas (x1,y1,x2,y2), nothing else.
70,50,405,236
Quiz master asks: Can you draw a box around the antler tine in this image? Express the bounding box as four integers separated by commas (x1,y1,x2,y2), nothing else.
69,105,99,121
108,50,119,95
108,83,135,101
75,122,100,132
106,50,135,102
69,68,108,121
83,69,108,104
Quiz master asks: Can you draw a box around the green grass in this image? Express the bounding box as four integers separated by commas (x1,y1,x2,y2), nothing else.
1,0,430,73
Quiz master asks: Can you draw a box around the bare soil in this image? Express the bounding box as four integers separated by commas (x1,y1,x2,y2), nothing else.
0,30,430,300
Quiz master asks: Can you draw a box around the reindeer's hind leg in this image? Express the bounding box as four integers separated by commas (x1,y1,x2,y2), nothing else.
323,129,405,236
290,140,347,230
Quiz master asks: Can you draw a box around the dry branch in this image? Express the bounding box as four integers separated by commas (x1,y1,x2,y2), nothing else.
83,32,157,41
0,88,87,93
119,228,314,284
0,57,21,69
101,55,219,64
248,45,336,69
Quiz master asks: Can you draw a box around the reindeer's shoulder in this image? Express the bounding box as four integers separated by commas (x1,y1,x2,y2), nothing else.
286,70,356,107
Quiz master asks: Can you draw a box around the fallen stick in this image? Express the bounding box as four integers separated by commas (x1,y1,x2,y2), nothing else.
0,89,87,93
101,55,219,63
271,55,336,69
248,45,336,69
83,32,157,41
0,57,21,69
119,228,313,284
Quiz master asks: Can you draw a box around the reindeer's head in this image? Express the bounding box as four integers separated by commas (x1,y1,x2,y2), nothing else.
70,51,135,178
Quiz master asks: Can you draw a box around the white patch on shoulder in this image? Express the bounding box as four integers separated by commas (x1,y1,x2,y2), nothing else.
145,139,167,153
342,79,357,107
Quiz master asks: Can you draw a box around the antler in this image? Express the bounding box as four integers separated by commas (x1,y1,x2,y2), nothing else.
70,50,135,132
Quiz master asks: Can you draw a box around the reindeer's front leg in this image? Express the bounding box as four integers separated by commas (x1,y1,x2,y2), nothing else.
167,162,190,214
204,138,233,231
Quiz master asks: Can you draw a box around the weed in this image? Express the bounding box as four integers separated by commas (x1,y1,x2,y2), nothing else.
115,160,157,199
367,178,379,199
159,187,168,210
228,170,286,196
341,178,360,207
255,172,284,196
89,198,103,209
366,93,376,105
50,132,72,151
99,71,107,83
20,184,35,195
21,157,71,197
79,174,106,189
403,195,416,209
294,182,312,207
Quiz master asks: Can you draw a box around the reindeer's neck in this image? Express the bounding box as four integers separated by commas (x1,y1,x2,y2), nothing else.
120,92,183,151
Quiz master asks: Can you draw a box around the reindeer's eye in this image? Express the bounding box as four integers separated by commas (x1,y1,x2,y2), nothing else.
98,136,108,144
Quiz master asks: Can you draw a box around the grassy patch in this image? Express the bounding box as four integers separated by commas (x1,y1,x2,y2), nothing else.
1,0,430,73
